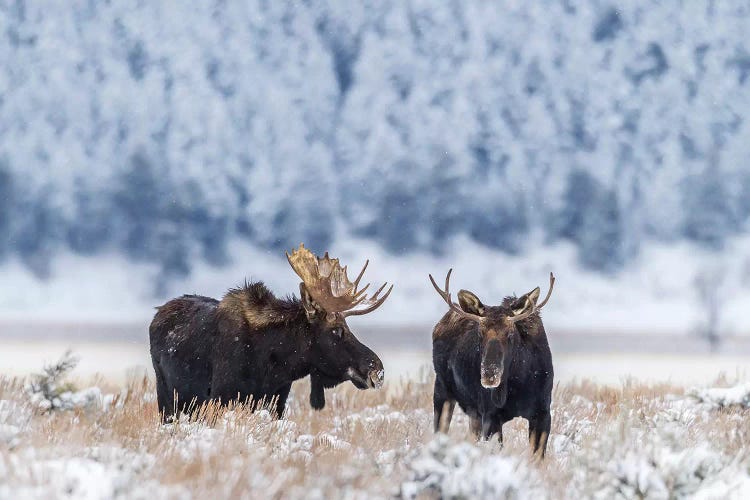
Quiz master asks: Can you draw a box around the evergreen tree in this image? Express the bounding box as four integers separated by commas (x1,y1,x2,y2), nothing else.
0,162,12,261
682,168,736,249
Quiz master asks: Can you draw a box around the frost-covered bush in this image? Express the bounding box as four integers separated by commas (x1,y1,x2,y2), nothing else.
572,419,744,499
0,447,170,500
689,383,750,409
600,445,724,499
400,435,540,499
26,351,103,412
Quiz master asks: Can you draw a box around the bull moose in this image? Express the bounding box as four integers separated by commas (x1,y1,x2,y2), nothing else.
429,270,555,457
149,244,392,420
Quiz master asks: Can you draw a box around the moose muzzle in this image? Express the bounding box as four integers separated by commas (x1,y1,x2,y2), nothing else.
480,339,504,388
368,368,385,389
347,357,385,389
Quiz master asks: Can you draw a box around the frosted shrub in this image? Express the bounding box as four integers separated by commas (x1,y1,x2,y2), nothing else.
602,446,725,499
400,435,539,499
689,383,750,409
26,351,102,412
576,422,731,499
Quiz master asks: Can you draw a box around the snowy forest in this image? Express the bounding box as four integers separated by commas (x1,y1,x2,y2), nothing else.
1,0,749,283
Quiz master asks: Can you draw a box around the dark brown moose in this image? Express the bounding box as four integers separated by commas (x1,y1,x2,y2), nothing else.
430,270,555,457
149,244,392,420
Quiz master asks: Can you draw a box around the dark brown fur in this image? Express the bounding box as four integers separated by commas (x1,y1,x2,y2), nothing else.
150,281,384,421
432,291,554,457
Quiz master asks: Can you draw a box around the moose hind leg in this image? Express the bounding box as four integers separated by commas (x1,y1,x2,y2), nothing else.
153,364,174,422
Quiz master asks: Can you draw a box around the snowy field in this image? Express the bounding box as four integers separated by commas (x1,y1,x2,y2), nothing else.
3,1,750,496
1,353,750,499
1,322,749,498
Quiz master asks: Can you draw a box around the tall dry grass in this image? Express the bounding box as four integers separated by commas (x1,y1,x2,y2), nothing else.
0,368,749,499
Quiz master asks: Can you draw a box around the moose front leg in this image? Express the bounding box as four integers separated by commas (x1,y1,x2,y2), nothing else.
274,385,292,418
469,416,481,439
469,415,502,442
494,422,504,445
435,400,456,433
528,411,551,458
481,415,503,441
468,414,497,441
309,371,326,410
433,379,455,433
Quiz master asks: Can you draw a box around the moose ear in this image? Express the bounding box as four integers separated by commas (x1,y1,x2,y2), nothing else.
512,287,540,316
299,283,323,321
457,290,485,316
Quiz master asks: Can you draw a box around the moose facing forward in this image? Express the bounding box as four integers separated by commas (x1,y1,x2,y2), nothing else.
149,244,392,420
430,270,555,457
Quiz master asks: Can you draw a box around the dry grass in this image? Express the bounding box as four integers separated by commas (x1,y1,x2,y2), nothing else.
1,368,749,499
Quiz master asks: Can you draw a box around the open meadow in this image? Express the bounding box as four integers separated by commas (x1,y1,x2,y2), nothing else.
3,1,750,498
1,351,750,499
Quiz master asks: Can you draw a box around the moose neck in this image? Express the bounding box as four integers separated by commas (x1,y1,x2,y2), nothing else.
284,318,318,381
251,313,317,386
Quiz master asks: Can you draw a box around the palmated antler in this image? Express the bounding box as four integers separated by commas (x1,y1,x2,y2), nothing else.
508,272,555,324
286,243,393,317
428,269,484,323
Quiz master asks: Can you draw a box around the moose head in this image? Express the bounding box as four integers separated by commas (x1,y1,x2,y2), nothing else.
287,244,393,408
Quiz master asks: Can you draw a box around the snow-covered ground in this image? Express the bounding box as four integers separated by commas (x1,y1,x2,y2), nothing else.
2,236,750,336
1,357,750,499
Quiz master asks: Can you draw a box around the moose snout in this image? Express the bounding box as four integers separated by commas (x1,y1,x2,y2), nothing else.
368,368,385,389
347,356,384,389
480,340,504,389
365,356,385,389
481,366,502,388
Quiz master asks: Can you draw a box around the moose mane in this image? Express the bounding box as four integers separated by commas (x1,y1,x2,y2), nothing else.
500,295,544,335
433,311,477,338
218,281,304,329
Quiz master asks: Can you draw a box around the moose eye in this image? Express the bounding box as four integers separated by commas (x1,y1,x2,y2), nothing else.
331,327,344,338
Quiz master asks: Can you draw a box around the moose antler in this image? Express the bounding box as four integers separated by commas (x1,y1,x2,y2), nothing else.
428,269,484,323
508,272,555,324
286,244,393,317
